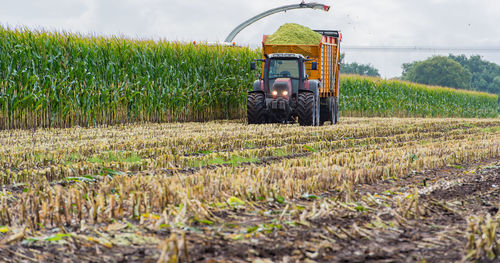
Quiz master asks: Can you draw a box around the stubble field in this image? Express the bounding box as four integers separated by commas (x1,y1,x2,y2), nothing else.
0,117,499,262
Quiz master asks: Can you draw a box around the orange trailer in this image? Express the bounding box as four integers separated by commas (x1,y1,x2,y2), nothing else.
262,30,342,99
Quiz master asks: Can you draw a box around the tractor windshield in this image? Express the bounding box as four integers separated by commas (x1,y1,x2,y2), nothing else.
268,59,299,79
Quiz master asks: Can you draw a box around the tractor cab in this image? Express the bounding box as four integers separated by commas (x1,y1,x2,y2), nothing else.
266,54,305,97
251,53,316,97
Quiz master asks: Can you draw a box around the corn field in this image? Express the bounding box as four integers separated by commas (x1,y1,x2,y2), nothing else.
0,27,498,129
341,75,499,118
0,27,259,129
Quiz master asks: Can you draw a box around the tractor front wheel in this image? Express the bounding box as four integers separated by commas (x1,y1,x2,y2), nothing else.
247,92,266,124
297,92,315,126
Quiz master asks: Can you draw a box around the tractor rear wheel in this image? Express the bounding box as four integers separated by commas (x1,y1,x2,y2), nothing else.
247,92,266,124
297,92,315,126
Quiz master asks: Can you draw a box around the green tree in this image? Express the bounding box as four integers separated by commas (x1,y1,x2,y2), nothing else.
448,55,500,95
493,76,500,94
402,56,472,90
340,53,380,77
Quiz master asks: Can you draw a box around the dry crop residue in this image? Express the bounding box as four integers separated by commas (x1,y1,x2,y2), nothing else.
0,117,499,262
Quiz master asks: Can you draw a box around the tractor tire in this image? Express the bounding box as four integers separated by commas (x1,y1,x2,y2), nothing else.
297,92,315,126
247,92,266,124
333,97,339,124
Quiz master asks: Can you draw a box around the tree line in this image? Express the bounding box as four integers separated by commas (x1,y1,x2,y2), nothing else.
339,54,380,77
341,54,500,100
402,55,500,97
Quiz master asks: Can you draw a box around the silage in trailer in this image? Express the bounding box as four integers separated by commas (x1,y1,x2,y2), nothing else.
265,23,322,45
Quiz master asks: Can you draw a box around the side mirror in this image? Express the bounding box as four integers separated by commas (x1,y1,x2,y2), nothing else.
311,62,318,71
250,62,256,70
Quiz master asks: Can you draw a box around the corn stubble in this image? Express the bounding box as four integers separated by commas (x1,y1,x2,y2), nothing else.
466,214,499,260
0,118,498,261
0,118,497,228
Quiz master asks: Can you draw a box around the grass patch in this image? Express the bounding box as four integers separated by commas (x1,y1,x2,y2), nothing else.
418,139,430,145
88,152,142,164
272,148,290,157
244,142,257,149
303,145,319,152
480,127,500,133
63,153,83,164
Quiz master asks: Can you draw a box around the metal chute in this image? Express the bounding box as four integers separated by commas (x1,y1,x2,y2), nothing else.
224,2,331,43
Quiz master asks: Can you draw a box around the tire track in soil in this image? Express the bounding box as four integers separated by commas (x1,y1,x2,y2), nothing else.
185,158,500,263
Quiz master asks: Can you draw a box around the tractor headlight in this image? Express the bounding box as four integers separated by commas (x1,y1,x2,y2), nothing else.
272,90,278,96
282,90,288,96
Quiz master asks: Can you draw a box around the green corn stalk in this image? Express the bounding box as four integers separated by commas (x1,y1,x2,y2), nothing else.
0,26,260,129
340,75,498,118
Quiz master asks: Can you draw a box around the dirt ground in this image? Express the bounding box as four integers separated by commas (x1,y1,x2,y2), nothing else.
1,157,499,263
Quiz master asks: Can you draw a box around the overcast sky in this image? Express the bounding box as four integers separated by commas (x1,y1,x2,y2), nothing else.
1,0,500,77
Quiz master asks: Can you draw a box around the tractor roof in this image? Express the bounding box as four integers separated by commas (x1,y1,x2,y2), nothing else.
268,53,305,59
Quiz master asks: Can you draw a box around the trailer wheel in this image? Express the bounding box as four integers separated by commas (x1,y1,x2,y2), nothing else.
324,97,334,125
333,97,339,124
320,98,330,125
297,92,315,126
247,93,266,124
314,93,320,126
329,97,337,125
